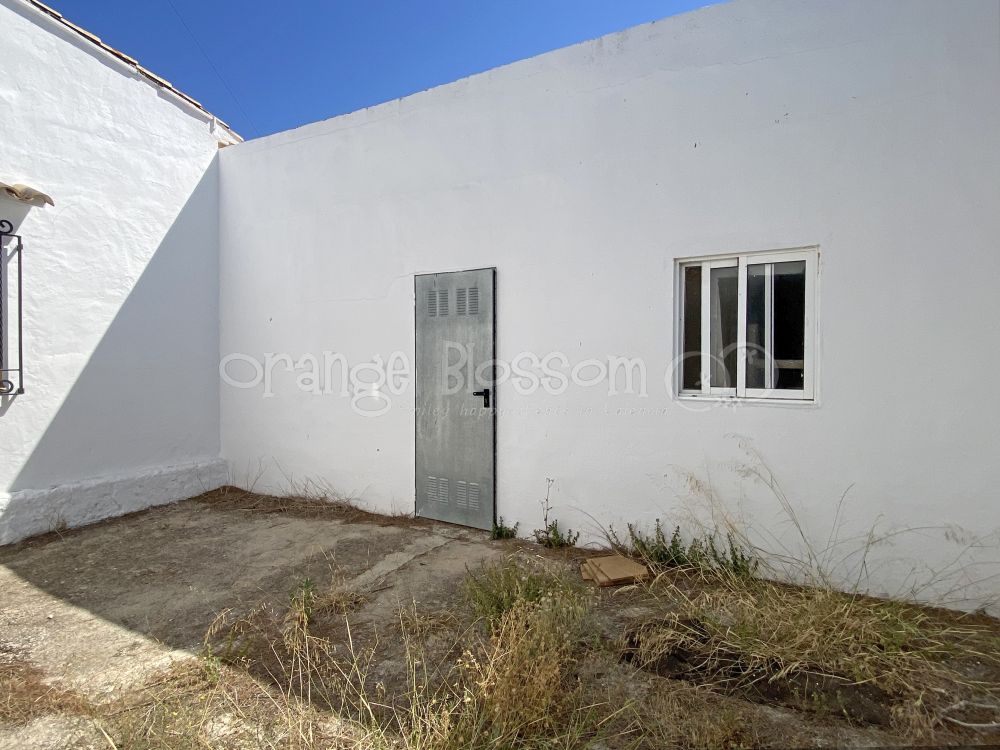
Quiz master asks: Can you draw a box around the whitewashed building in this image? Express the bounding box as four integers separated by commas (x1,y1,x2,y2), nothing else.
3,0,999,613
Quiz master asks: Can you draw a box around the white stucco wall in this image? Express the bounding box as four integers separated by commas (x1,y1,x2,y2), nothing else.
0,0,233,542
219,0,1000,612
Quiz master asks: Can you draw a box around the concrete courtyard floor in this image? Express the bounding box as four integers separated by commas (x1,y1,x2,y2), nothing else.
0,495,505,748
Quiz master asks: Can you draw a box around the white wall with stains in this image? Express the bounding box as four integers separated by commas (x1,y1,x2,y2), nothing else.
219,0,1000,611
0,0,234,543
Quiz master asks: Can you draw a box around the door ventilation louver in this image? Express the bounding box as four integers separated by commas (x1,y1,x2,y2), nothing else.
427,476,450,504
456,481,481,510
427,289,449,317
456,287,479,316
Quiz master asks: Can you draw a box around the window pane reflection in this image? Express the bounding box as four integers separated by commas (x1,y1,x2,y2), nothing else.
746,260,805,390
710,266,738,388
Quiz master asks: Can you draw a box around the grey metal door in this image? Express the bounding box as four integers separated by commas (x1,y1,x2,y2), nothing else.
415,268,495,530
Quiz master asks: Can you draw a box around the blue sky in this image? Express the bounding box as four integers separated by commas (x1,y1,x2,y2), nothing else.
47,1,719,139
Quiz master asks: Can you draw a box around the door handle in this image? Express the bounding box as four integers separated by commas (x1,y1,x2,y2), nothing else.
472,388,491,408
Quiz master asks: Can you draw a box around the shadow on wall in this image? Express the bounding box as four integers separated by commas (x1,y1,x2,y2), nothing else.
1,157,224,538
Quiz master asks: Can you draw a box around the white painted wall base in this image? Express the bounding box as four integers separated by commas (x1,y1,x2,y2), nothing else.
0,459,228,545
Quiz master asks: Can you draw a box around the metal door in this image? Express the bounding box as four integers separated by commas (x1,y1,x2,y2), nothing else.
415,268,495,530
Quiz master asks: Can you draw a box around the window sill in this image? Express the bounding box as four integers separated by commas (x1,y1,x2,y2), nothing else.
676,394,819,408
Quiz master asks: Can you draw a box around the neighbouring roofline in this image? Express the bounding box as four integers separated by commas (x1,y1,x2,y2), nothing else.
18,0,242,143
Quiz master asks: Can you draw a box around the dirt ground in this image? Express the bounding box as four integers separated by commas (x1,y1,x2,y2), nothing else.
0,494,996,749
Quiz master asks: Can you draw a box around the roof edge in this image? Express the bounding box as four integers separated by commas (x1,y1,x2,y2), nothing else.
20,0,242,143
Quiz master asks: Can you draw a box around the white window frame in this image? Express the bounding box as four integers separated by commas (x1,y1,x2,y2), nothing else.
676,246,818,402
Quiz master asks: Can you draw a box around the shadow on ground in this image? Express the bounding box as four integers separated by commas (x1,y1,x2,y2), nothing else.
0,495,500,697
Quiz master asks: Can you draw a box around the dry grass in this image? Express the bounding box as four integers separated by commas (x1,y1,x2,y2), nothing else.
0,654,91,727
94,659,347,750
196,556,633,749
202,601,340,713
623,567,1000,736
357,558,634,749
668,437,1000,610
316,581,367,618
105,566,373,748
604,447,1000,738
463,555,591,627
195,485,429,528
396,603,460,642
383,600,613,749
640,683,763,750
93,549,1000,747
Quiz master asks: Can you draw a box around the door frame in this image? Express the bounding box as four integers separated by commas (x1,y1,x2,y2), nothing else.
412,266,497,528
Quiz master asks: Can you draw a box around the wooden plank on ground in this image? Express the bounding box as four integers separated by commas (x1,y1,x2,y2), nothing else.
581,555,649,587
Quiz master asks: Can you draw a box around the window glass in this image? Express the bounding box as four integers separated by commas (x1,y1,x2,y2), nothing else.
682,265,701,390
709,266,738,388
772,260,805,390
746,260,806,390
746,264,767,389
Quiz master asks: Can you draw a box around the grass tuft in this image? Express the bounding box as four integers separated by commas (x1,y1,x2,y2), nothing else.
463,557,589,627
609,520,758,578
490,517,519,541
